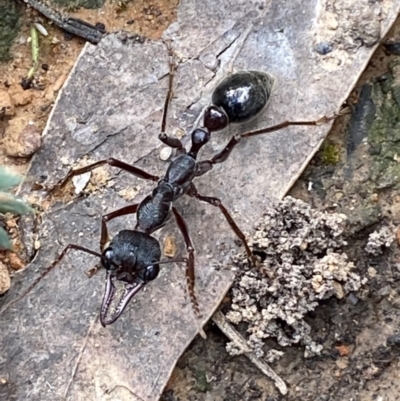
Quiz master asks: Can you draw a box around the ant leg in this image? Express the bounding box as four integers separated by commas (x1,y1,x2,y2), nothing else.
171,207,206,339
240,114,337,139
196,113,339,176
53,158,159,192
196,135,239,176
158,41,185,153
188,184,255,264
171,207,197,312
100,204,140,251
1,244,102,314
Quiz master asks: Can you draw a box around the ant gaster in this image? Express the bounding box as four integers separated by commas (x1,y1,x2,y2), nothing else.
4,49,335,334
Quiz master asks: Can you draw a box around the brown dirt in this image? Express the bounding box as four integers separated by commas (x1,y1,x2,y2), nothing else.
0,0,178,272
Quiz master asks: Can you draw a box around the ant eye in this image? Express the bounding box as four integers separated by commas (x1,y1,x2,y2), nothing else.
144,265,159,281
102,248,115,270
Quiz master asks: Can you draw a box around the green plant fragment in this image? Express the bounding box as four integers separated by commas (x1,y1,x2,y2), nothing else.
0,227,11,249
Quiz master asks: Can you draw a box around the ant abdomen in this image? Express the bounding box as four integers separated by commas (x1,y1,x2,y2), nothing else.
204,71,274,132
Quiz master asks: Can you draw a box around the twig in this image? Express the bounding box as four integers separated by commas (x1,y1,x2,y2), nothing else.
212,310,288,395
105,385,145,400
26,25,40,80
21,0,106,44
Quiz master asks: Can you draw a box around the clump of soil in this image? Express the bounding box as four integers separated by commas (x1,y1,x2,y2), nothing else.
365,224,396,256
225,197,365,359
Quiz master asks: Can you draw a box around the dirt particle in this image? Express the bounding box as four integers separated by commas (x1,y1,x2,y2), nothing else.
0,261,10,294
164,235,177,257
363,364,380,380
118,186,140,200
6,219,16,229
324,12,339,30
8,252,24,271
8,84,33,106
0,90,15,116
335,344,351,357
336,357,349,370
4,118,41,157
365,225,395,256
45,73,68,101
89,166,110,188
332,281,345,299
371,193,379,202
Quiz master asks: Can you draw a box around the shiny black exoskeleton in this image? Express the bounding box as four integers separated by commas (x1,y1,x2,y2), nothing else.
203,71,273,131
95,71,274,326
9,66,331,329
209,71,273,124
100,230,161,325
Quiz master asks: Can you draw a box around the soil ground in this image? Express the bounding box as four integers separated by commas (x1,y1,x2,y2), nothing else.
1,2,400,401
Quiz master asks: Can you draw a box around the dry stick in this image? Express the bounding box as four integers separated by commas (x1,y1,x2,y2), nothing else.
22,0,105,43
26,25,40,80
212,310,288,396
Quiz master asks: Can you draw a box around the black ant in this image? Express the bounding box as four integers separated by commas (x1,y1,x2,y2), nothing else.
3,45,335,334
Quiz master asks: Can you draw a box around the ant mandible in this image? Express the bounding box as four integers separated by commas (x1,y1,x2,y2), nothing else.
4,43,335,336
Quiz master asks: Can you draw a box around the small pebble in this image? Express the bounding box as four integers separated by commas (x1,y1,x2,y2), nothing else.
0,90,15,117
347,293,359,305
72,172,91,195
34,22,48,36
9,253,24,271
384,42,400,56
174,128,185,139
335,357,348,370
163,235,177,257
199,53,220,71
6,219,16,229
160,147,172,161
4,120,42,158
387,334,400,347
314,42,333,55
0,261,10,294
9,85,33,106
335,344,351,357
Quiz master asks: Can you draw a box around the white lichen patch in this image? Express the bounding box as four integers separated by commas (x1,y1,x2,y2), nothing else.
365,225,395,256
225,197,364,359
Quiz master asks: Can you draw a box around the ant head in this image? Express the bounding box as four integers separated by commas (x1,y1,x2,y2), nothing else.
102,246,160,282
100,230,161,327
